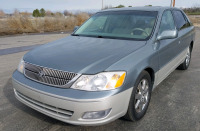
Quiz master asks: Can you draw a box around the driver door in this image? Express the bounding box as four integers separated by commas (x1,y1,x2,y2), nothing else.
156,10,180,85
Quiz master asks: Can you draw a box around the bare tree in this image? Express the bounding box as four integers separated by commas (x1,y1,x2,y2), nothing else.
0,9,5,17
64,10,73,16
45,10,53,17
13,9,20,16
103,5,113,10
20,11,31,17
55,12,63,17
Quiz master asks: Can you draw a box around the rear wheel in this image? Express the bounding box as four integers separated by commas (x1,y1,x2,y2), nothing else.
177,46,191,70
124,71,152,121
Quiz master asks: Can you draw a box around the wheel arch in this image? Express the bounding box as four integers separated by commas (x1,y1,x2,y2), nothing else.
144,67,155,85
190,41,194,52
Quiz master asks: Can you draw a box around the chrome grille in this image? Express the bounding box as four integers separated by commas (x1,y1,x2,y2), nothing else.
24,62,78,87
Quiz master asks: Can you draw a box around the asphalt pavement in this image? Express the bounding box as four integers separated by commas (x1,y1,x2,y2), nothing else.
0,29,199,131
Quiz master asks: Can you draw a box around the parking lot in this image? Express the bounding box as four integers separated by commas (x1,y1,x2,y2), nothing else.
0,28,200,131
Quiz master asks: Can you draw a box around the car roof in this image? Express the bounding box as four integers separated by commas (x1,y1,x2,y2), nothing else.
99,6,180,13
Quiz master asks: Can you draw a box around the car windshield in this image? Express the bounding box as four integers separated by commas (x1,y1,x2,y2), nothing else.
74,11,158,40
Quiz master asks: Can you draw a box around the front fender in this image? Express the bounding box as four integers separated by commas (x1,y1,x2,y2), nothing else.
105,42,158,92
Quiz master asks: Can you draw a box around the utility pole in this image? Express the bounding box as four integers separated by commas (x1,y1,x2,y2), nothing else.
102,0,104,10
170,0,172,7
173,0,175,7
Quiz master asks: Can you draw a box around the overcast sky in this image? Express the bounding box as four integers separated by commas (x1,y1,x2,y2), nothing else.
0,0,199,12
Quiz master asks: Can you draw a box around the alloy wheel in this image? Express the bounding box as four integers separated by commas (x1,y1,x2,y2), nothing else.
186,47,191,67
134,79,149,113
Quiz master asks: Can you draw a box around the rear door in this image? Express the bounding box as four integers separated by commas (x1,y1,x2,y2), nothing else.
172,10,192,53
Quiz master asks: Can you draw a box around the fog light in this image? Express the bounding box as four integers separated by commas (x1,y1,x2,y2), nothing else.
82,109,111,119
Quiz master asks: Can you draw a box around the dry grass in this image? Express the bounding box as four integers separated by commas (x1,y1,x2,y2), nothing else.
0,13,199,36
189,15,200,27
0,13,90,35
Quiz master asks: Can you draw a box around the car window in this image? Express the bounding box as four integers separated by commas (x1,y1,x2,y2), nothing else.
74,11,158,40
173,10,187,30
181,12,191,27
158,10,175,34
84,16,107,32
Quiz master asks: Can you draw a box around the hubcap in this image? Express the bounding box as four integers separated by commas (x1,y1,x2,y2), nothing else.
134,79,149,113
186,47,191,67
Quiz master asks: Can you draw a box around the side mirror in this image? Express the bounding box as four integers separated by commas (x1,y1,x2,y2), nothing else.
157,30,178,41
73,26,79,32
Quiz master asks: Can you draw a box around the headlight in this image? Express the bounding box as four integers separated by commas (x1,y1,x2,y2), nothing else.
71,72,126,91
17,59,24,74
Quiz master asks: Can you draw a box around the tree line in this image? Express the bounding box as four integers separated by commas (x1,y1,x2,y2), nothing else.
1,5,200,18
32,8,73,17
183,7,200,15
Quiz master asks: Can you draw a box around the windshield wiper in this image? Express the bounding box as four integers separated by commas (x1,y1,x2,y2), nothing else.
97,36,103,38
72,34,104,38
71,34,117,39
71,34,79,36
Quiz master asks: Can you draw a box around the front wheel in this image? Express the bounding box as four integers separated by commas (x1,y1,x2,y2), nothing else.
177,46,191,70
124,71,152,121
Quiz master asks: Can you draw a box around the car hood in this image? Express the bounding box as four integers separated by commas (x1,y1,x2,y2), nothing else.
24,36,146,74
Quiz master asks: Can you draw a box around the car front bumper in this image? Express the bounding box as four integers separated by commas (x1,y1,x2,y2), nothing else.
12,71,132,126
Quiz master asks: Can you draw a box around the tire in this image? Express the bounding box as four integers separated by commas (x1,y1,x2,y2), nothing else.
123,71,152,121
177,46,191,70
